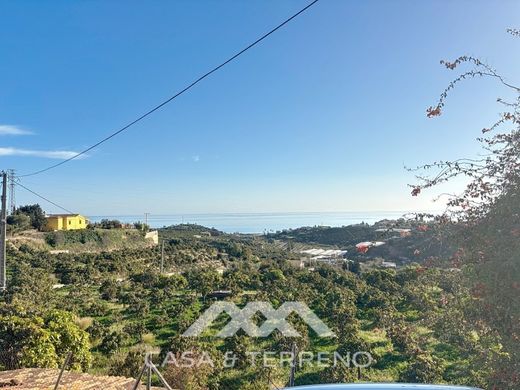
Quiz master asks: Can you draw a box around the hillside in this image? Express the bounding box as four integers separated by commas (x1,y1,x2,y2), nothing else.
0,222,500,389
7,228,156,252
268,221,456,265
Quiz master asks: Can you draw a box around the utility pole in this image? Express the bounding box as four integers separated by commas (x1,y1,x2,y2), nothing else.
0,171,7,290
144,212,150,227
7,169,15,215
160,241,165,274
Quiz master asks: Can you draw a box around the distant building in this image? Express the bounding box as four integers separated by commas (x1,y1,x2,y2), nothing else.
45,214,87,231
300,248,348,257
299,248,348,267
145,230,159,244
381,261,397,269
355,241,386,253
374,228,411,233
375,227,412,237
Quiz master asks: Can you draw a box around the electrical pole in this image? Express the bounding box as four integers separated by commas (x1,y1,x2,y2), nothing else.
0,171,7,290
160,241,164,274
7,169,15,215
144,212,149,227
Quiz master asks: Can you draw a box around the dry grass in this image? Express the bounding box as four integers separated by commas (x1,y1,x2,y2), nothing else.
141,333,156,345
76,316,93,330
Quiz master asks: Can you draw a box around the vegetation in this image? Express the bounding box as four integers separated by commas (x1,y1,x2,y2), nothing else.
6,204,46,232
0,223,510,389
89,219,123,229
269,221,454,264
44,228,153,251
408,31,520,388
1,28,518,390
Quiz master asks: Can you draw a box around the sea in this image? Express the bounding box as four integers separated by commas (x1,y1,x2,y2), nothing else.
88,211,414,234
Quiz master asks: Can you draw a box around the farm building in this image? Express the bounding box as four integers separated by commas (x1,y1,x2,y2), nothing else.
45,214,88,231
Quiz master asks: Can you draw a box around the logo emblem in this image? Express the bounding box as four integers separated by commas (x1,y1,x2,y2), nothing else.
182,301,335,338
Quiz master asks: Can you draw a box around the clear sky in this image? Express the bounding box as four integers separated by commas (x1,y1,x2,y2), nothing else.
1,0,519,215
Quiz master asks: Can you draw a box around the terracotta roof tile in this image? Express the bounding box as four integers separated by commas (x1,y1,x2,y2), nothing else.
0,368,166,390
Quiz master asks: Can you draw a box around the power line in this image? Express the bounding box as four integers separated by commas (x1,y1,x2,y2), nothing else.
14,181,75,214
18,0,320,178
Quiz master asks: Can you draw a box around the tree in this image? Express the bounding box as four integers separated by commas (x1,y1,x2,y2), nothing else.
0,315,58,369
344,260,361,275
133,222,150,232
7,263,57,308
399,352,444,384
223,334,251,369
185,269,222,300
109,348,146,378
14,204,46,230
0,310,92,371
44,310,92,371
162,340,222,390
162,352,218,390
320,363,358,384
6,214,31,234
99,219,123,229
100,278,119,301
87,319,109,341
99,329,127,355
410,30,520,388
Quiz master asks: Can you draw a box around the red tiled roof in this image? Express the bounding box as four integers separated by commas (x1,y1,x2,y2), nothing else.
0,368,166,390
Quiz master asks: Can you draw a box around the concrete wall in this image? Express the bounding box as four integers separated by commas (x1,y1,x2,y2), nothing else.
145,230,159,245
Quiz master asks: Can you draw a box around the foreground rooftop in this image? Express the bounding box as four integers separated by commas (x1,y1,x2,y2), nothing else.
0,368,165,389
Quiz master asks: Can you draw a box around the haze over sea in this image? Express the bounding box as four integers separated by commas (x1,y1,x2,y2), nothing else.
88,211,418,234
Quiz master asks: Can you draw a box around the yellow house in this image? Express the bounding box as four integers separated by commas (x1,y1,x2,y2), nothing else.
45,214,88,231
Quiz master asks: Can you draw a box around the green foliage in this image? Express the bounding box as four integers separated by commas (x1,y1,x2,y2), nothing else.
44,228,149,251
6,213,31,233
100,278,119,301
269,222,452,263
223,334,251,369
44,310,92,370
0,314,58,369
270,224,376,247
45,229,101,247
399,352,444,383
99,329,127,355
97,219,123,229
108,349,145,378
12,204,46,231
185,269,222,298
0,309,91,371
2,222,510,386
133,222,150,232
7,263,57,308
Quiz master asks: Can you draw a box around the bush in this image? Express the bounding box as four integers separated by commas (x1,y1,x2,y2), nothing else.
14,204,46,230
99,330,127,355
6,214,31,233
99,219,123,229
108,349,146,378
45,230,102,247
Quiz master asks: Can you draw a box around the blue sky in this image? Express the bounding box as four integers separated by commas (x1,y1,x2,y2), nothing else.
1,0,519,215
